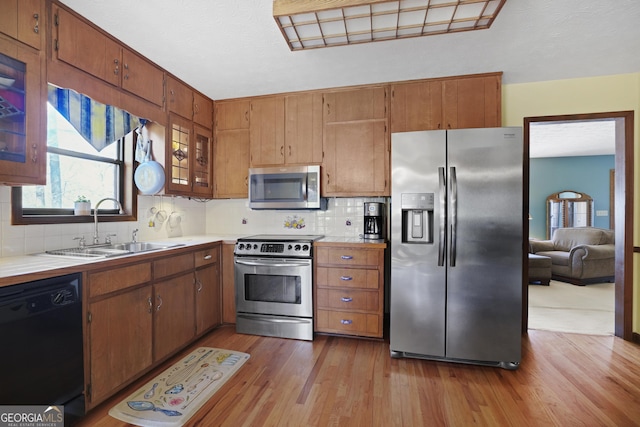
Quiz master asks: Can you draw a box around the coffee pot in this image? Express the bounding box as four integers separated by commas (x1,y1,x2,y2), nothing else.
364,202,385,240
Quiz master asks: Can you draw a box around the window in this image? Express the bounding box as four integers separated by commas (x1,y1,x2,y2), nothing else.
11,95,137,225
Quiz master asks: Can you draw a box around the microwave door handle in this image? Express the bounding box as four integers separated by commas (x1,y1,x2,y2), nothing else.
302,173,308,201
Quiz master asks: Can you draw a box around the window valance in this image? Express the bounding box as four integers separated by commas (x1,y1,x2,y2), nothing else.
47,85,140,152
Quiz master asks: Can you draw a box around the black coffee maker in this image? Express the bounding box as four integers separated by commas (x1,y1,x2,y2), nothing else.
364,202,385,240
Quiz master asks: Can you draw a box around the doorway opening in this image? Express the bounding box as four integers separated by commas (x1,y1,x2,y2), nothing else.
523,111,634,340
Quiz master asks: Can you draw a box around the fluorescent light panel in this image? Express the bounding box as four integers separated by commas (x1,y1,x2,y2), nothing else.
273,0,506,50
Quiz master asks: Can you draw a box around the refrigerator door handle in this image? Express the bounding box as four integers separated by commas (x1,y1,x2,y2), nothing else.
450,166,457,267
438,167,446,266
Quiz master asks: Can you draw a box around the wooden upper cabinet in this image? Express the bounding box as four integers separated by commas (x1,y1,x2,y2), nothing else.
322,86,389,197
249,96,285,166
120,48,164,107
390,80,443,132
442,74,501,129
192,123,213,196
167,75,193,119
391,73,502,132
0,0,43,49
193,91,213,129
214,100,250,198
54,6,164,107
285,92,323,165
323,120,388,196
0,37,45,185
215,99,250,131
324,86,387,123
55,6,120,86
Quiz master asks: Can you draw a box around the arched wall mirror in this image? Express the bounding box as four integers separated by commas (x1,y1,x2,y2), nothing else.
546,190,594,238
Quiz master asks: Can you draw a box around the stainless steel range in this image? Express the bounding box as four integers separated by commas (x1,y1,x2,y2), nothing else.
234,234,323,341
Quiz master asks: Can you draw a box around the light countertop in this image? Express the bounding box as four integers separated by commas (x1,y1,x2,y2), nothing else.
0,234,240,287
0,234,386,287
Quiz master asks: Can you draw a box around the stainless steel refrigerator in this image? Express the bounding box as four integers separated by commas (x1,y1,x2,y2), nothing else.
390,128,523,369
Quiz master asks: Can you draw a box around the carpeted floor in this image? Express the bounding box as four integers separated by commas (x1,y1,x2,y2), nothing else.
528,279,614,335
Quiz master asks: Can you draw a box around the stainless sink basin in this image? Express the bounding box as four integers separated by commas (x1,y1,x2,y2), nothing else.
44,242,184,258
108,242,183,252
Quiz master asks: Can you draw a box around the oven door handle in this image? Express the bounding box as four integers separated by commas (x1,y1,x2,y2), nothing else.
235,258,311,268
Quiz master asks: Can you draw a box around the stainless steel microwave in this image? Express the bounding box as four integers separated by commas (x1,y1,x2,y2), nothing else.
248,165,324,209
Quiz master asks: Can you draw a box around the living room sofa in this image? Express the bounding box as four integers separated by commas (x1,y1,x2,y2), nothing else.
529,227,615,285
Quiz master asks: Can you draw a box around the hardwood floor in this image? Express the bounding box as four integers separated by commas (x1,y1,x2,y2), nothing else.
79,325,640,426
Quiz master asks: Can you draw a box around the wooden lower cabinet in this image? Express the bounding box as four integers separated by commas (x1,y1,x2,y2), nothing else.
314,243,385,338
88,285,153,405
153,272,195,362
195,246,221,334
85,243,222,408
221,242,236,324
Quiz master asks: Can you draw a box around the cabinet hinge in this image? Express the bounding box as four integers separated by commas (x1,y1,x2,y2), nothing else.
54,39,58,51
87,311,92,323
54,13,59,26
86,384,92,401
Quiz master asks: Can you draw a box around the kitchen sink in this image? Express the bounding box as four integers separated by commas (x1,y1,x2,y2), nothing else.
44,242,184,258
106,242,183,253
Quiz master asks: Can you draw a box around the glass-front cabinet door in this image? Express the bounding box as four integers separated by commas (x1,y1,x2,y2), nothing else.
166,115,213,197
191,124,212,197
0,38,44,184
167,114,191,194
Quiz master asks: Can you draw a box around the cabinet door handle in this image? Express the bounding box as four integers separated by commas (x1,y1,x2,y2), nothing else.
340,255,353,260
341,297,353,302
340,276,352,281
156,295,163,311
196,278,203,293
33,13,39,34
340,319,353,325
147,297,153,313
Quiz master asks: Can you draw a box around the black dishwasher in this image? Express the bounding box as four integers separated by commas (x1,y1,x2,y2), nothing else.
0,273,84,426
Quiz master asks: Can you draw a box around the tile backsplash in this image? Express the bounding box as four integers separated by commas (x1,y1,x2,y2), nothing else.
0,185,387,258
204,197,388,238
0,188,206,257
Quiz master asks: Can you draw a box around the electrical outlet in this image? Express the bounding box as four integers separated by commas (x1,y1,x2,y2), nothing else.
596,210,608,217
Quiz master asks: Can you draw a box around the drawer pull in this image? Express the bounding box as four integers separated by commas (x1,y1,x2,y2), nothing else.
340,319,353,325
341,297,353,302
341,255,353,260
340,276,353,281
203,254,212,260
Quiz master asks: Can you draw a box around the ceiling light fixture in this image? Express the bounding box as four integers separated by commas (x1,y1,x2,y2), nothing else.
273,0,506,51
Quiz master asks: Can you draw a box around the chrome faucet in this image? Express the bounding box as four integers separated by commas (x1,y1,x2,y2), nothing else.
93,198,124,245
132,228,139,243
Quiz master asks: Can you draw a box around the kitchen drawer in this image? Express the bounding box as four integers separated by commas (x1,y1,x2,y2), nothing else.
88,262,152,297
316,267,379,289
316,289,379,312
316,247,380,267
153,253,195,279
194,246,220,268
316,309,381,337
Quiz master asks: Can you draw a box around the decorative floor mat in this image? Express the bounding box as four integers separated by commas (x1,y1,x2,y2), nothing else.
109,347,250,427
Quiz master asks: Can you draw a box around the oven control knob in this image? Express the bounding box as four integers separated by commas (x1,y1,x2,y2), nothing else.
238,243,244,250
288,244,293,250
302,244,309,251
253,244,258,250
295,244,301,251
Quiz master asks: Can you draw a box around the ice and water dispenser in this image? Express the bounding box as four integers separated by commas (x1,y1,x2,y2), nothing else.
401,193,434,244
